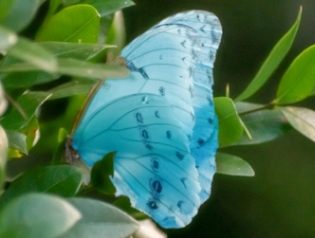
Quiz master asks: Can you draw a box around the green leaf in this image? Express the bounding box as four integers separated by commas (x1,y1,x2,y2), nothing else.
49,80,94,100
236,7,302,101
0,0,41,32
1,91,51,130
0,59,128,80
276,45,315,104
0,193,81,238
57,58,128,79
36,4,101,43
5,130,28,155
1,42,109,89
236,102,290,145
214,97,244,147
41,42,110,60
82,0,135,17
63,198,139,238
91,152,116,195
281,107,315,142
0,83,7,116
216,152,255,177
0,165,84,206
0,126,8,187
1,71,55,89
106,11,126,59
0,26,17,51
8,38,58,72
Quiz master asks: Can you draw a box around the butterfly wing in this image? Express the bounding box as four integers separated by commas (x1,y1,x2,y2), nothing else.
72,10,222,228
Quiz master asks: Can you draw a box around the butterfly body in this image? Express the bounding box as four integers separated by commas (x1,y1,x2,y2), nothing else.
71,10,222,228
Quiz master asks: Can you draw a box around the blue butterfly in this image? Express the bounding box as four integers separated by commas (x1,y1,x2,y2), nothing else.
71,10,222,228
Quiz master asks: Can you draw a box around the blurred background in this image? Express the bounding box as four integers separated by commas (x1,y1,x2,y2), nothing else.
123,1,315,237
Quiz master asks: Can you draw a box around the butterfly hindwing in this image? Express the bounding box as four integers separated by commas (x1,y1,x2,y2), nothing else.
72,10,222,228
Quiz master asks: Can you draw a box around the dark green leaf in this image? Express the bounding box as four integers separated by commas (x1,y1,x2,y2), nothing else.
91,152,116,195
36,4,101,43
1,91,51,130
0,0,41,32
276,45,315,104
64,197,139,238
0,193,81,238
214,97,244,147
236,102,290,145
216,152,255,177
236,7,302,101
0,126,8,187
82,0,135,17
281,107,315,142
0,165,84,206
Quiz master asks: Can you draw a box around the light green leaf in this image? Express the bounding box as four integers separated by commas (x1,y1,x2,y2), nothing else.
216,152,255,177
41,42,111,60
0,126,8,187
5,130,28,155
36,4,101,43
0,193,81,238
0,26,17,51
64,198,139,238
236,102,290,145
106,11,126,59
0,0,41,32
0,165,84,207
0,83,7,116
236,7,302,101
82,0,135,17
276,45,315,104
49,80,94,100
1,91,51,130
281,106,315,142
0,59,128,80
214,97,244,147
9,38,58,72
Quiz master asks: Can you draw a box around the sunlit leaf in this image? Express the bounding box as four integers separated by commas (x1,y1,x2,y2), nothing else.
63,198,139,238
36,4,101,43
82,0,135,17
0,193,81,238
214,97,244,147
236,7,302,101
281,107,315,142
276,45,315,104
0,126,8,187
0,0,41,32
216,152,255,177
